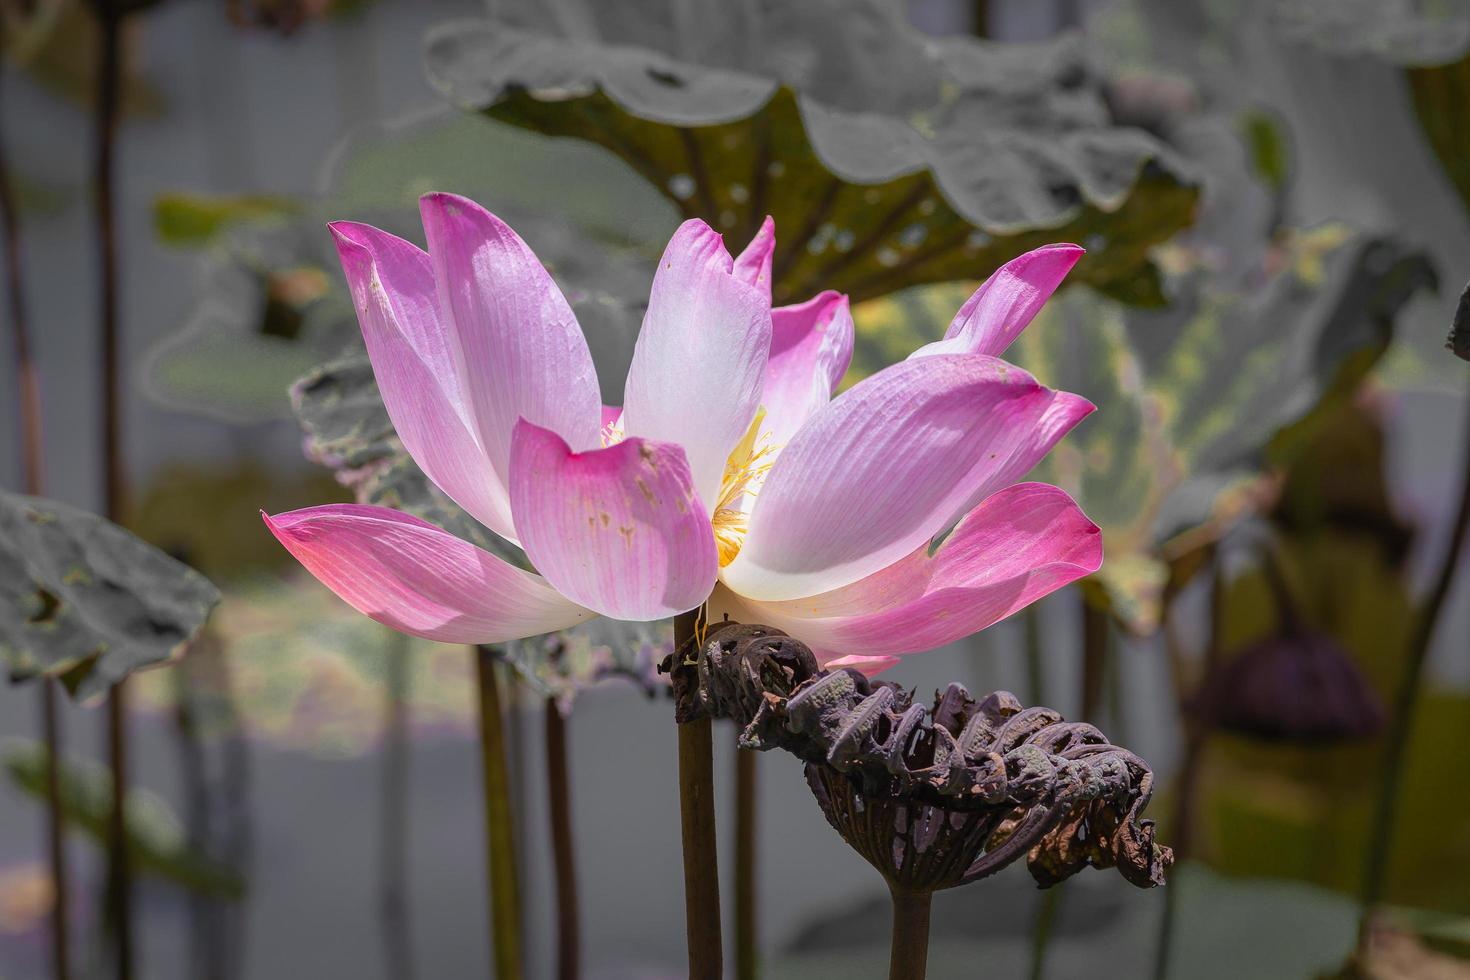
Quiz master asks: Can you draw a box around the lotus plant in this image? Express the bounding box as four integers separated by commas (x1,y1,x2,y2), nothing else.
263,193,1102,669
263,192,1102,976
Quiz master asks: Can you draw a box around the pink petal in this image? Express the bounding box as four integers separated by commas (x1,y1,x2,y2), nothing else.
722,353,1055,601
733,215,775,295
509,419,718,620
263,504,593,643
822,653,901,677
621,219,772,507
733,483,1101,657
601,405,623,430
910,244,1084,360
762,291,855,445
932,389,1097,534
328,222,517,541
418,193,603,497
985,390,1095,490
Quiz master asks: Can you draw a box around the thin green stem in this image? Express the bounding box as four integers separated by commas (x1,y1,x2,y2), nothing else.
1023,605,1045,707
676,609,723,979
92,1,131,975
1030,589,1110,980
1357,392,1470,952
970,0,989,36
1080,596,1108,724
94,0,123,521
0,53,69,980
0,66,42,497
887,887,932,980
545,697,579,980
734,744,757,980
1150,798,1187,980
381,634,414,980
1028,888,1063,980
39,682,69,980
475,648,522,980
104,684,132,980
171,646,218,980
1153,544,1227,980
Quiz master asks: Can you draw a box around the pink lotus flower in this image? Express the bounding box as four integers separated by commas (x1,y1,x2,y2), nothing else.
265,193,1101,675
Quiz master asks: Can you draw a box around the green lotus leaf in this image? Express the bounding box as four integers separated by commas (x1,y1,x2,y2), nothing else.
426,0,1200,306
114,581,662,756
3,1,165,116
136,582,478,759
322,112,677,253
1450,280,1470,362
1155,395,1470,911
126,461,350,583
140,218,352,424
144,113,670,424
850,227,1434,632
1,739,244,897
0,492,220,700
1408,54,1470,220
290,350,521,564
1272,0,1470,66
1379,906,1470,961
152,192,301,248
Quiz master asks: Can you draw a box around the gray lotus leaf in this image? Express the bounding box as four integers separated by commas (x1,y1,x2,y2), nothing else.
0,492,220,700
426,0,1201,306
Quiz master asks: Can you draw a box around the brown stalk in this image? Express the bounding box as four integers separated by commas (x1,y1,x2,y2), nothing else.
1357,391,1470,952
91,1,133,975
475,648,523,980
675,608,723,978
544,697,579,980
734,744,757,980
0,51,71,980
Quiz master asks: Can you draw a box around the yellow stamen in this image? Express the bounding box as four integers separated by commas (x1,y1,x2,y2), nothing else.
712,410,777,566
601,412,625,448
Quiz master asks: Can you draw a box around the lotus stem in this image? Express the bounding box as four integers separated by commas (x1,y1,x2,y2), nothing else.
1153,544,1226,980
104,684,133,980
1023,604,1045,707
1357,391,1470,952
1,54,70,980
887,886,933,980
39,682,69,980
92,0,132,974
734,744,758,980
1024,601,1056,980
1029,590,1110,980
675,608,723,979
0,71,41,498
970,0,989,37
503,662,529,960
474,647,522,980
1080,595,1108,723
544,697,579,980
95,3,123,521
381,634,415,980
1027,886,1062,980
171,647,220,980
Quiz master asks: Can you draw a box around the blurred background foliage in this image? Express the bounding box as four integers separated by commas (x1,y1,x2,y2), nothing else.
3,0,1470,978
